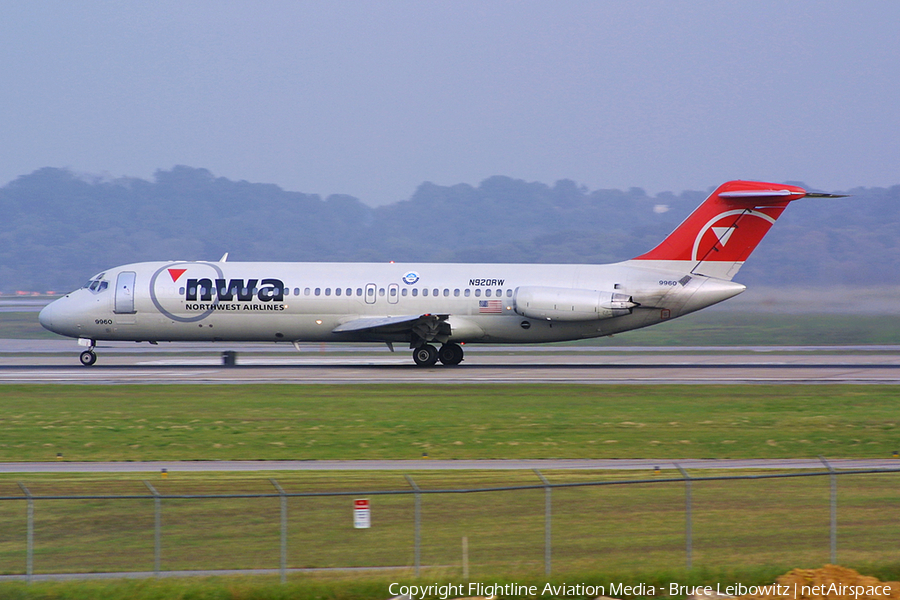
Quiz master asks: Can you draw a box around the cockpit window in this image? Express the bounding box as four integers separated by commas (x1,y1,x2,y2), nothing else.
84,278,109,293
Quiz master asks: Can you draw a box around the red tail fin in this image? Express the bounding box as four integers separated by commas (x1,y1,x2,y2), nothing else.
632,180,808,280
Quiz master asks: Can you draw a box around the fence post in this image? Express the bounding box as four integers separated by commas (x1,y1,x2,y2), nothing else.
405,475,421,577
270,479,288,584
143,481,161,576
819,456,837,564
674,464,692,569
462,536,469,580
534,469,551,577
17,483,33,583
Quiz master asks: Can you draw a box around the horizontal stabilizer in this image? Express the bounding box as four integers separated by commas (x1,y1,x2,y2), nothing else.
718,189,795,199
803,192,850,199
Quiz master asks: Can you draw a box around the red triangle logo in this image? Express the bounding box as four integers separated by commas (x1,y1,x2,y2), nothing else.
168,268,187,282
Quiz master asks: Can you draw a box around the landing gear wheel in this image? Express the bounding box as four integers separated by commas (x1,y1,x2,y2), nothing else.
412,344,439,367
79,350,97,366
438,343,464,366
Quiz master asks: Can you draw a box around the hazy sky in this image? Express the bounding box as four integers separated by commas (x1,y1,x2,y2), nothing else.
2,1,899,205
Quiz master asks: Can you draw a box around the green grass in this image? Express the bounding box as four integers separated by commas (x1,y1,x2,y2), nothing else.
0,384,899,589
588,313,900,347
6,309,900,345
1,384,899,462
5,564,897,600
0,313,58,340
1,470,898,578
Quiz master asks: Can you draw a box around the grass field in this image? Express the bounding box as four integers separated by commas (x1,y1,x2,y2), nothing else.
1,384,898,462
6,309,900,345
2,379,899,595
1,469,899,578
7,562,900,600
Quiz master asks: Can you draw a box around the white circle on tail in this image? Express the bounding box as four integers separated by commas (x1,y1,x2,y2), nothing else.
691,209,777,261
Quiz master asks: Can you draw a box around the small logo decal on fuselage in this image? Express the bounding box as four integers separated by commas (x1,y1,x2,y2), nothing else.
402,271,420,285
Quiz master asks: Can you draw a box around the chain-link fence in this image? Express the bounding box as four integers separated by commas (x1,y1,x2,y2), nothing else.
2,465,899,581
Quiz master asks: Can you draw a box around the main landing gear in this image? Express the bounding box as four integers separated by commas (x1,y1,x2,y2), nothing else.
412,342,464,367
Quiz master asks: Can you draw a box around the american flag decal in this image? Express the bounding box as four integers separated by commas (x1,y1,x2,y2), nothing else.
478,300,503,313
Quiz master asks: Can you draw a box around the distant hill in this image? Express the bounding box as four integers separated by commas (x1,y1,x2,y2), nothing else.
0,166,896,293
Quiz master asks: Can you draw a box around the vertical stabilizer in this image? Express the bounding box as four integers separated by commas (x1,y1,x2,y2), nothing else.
631,180,808,280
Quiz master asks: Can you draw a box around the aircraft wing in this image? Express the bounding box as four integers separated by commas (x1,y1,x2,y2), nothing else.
332,313,449,335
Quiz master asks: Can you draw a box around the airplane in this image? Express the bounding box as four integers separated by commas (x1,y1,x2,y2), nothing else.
38,180,844,367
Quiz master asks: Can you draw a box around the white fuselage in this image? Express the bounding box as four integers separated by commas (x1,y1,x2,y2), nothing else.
39,259,745,346
39,180,823,365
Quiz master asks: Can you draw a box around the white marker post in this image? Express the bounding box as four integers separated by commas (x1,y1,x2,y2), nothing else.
354,498,371,528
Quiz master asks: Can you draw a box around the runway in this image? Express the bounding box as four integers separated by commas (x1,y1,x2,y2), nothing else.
3,346,900,384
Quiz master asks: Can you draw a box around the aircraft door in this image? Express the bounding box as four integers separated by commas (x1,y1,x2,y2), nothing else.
365,283,377,304
114,271,137,314
388,283,399,304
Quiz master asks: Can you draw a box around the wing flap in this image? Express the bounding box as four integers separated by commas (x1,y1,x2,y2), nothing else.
332,315,425,333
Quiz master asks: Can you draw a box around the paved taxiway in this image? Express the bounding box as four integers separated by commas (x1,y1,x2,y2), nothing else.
3,350,900,384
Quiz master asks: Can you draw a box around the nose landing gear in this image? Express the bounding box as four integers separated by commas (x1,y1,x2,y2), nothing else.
78,339,97,366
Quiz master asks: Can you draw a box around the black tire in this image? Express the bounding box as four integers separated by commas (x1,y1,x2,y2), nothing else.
79,350,97,366
412,344,439,367
438,343,464,366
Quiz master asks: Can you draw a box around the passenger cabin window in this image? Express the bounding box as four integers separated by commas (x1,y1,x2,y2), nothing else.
357,288,363,296
454,289,460,297
464,289,471,297
474,289,481,297
485,289,492,297
315,288,321,296
304,288,310,296
506,289,513,297
412,289,418,297
379,288,385,296
335,288,341,296
346,288,352,296
325,288,331,296
422,288,428,297
432,288,438,296
443,289,449,297
401,289,408,297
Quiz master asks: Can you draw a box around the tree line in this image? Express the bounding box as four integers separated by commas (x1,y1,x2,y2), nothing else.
0,166,895,293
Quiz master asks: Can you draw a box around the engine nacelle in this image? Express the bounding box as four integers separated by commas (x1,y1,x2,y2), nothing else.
513,286,638,321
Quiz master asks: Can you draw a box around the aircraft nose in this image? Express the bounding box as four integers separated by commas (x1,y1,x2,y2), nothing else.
38,302,55,331
39,297,74,336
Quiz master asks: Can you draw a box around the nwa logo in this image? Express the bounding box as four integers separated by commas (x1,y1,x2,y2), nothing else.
153,263,289,323
184,277,285,302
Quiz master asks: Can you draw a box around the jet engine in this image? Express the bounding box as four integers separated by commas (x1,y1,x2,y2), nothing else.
513,286,638,321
